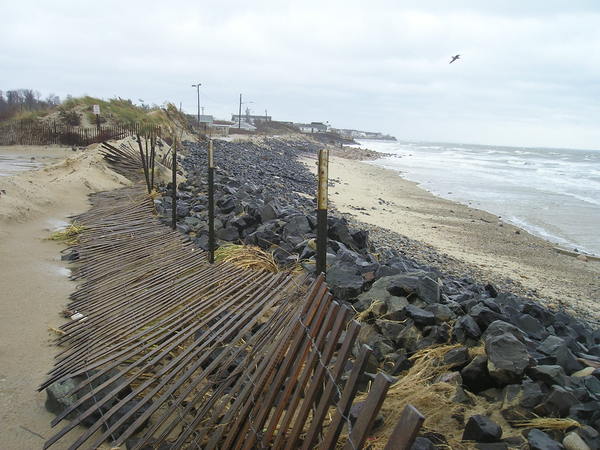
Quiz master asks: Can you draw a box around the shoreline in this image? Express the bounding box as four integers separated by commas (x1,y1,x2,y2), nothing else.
302,155,600,320
369,157,600,259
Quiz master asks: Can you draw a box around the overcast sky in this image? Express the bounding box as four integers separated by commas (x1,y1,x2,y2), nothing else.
2,0,599,149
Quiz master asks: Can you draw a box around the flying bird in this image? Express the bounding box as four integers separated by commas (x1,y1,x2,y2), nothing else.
449,54,460,64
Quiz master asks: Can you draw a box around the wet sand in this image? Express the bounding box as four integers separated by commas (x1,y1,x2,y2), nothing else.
0,145,129,448
302,155,600,320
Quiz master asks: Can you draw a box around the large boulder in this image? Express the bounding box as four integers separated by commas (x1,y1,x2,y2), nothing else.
485,333,530,385
326,261,364,299
355,274,410,313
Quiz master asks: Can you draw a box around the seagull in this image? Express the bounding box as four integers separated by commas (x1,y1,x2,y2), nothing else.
449,54,460,64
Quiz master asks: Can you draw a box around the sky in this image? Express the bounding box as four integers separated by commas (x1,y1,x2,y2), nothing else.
2,0,600,149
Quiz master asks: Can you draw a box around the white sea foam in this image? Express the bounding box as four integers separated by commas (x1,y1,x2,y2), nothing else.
359,139,600,255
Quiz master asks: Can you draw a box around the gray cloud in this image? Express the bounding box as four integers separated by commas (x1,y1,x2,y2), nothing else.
2,0,599,149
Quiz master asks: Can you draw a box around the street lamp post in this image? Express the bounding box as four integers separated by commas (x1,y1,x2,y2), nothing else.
238,94,254,129
192,83,201,128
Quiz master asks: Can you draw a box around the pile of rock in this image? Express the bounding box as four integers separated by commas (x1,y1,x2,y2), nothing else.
352,270,600,448
155,137,600,448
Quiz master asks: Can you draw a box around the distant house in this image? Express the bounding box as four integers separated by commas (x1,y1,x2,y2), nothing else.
198,115,214,124
231,114,271,125
208,120,234,136
295,122,329,133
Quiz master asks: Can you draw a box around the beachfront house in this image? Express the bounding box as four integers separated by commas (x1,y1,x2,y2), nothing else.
231,114,272,125
295,122,329,133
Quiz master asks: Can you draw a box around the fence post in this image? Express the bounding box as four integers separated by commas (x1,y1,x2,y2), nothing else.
208,139,215,263
171,137,177,230
316,148,329,276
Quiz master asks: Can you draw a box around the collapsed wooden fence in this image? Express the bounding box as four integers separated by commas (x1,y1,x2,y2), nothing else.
40,187,395,449
0,120,161,146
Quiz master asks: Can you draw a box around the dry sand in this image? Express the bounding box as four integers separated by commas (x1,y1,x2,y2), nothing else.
0,145,130,448
303,156,600,321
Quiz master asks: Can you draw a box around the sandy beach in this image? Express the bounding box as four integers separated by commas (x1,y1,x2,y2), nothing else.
303,155,600,320
0,145,129,448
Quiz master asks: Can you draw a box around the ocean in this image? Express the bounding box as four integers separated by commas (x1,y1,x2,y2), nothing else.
357,140,600,256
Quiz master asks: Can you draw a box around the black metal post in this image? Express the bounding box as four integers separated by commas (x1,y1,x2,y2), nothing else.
171,138,177,230
316,148,329,276
208,139,215,263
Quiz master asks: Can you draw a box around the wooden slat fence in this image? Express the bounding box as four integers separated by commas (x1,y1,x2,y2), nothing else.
0,120,161,146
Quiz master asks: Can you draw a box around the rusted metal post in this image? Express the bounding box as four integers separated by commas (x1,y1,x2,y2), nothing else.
171,138,177,230
208,139,215,263
136,134,151,193
316,148,329,276
149,135,156,191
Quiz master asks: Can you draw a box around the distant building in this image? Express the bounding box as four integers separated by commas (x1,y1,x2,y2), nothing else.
295,122,329,133
198,115,214,124
231,114,271,125
333,128,396,140
208,120,234,136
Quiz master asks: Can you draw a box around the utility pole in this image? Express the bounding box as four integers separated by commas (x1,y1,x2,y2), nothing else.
192,83,201,128
238,93,242,129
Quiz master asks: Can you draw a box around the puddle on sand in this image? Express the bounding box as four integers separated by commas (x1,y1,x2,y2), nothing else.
0,155,46,176
46,218,71,232
55,266,71,277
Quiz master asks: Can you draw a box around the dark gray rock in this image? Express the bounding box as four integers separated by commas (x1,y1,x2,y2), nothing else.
482,320,526,344
260,199,284,222
216,226,239,241
283,214,311,237
326,262,364,299
355,274,410,313
424,304,455,322
453,315,482,342
396,319,422,353
403,305,436,326
512,313,547,341
461,355,494,393
416,276,440,304
485,333,530,385
443,346,470,368
539,335,567,356
453,386,475,405
554,345,584,375
527,365,568,387
470,304,505,330
462,415,502,443
475,444,508,450
499,382,540,421
410,437,435,450
527,428,564,450
535,385,579,417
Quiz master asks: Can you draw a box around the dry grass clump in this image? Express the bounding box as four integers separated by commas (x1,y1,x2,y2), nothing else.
49,223,85,245
359,343,472,449
355,300,385,323
512,417,581,431
215,244,281,273
148,188,161,200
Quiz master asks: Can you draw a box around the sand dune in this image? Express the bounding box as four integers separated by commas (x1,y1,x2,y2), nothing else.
0,144,130,448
